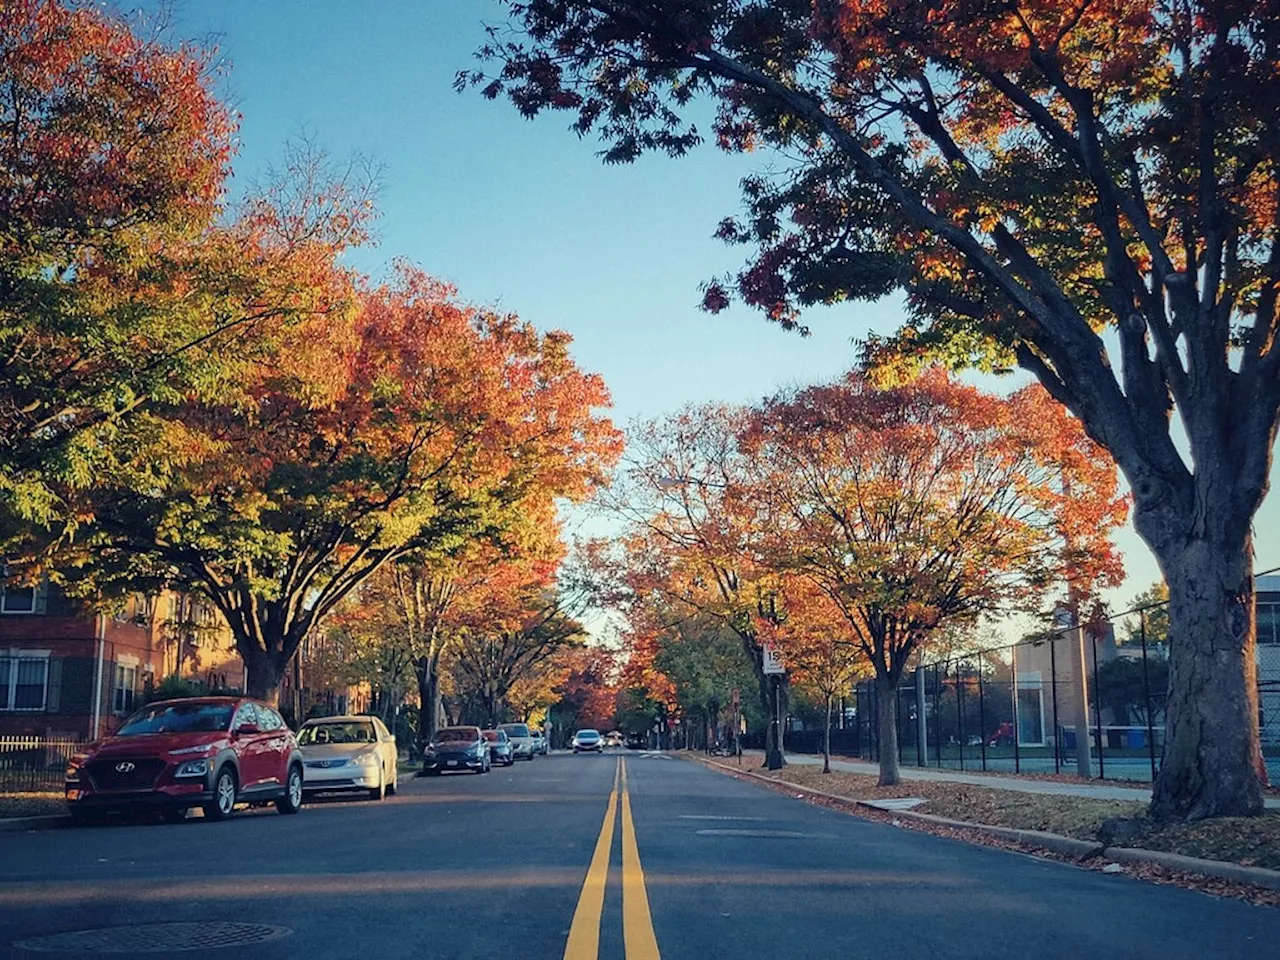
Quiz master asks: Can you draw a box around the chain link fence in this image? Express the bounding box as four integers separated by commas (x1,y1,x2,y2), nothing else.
840,568,1280,783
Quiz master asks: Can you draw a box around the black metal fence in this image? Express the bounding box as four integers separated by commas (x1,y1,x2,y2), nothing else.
785,571,1280,784
0,736,82,796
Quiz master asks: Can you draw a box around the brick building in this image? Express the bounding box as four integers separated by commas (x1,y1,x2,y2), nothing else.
0,579,245,740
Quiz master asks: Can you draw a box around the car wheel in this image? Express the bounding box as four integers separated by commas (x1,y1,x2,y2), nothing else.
369,771,385,801
276,765,304,815
387,773,397,796
68,807,103,826
204,766,238,821
161,807,188,824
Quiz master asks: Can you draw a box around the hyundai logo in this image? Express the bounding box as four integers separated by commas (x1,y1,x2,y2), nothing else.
115,761,135,773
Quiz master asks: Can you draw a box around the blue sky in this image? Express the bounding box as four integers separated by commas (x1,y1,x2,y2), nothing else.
149,0,1278,610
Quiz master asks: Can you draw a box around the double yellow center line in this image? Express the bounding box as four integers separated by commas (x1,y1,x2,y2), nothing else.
563,758,661,960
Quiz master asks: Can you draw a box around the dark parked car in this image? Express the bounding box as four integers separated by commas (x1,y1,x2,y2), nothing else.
64,697,303,824
421,726,491,775
482,729,515,766
625,732,648,750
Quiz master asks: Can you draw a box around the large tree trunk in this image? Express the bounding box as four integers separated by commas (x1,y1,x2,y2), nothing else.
876,673,901,786
1149,539,1266,820
241,645,285,705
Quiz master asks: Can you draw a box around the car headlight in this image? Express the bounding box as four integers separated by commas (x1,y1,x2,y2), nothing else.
355,752,379,767
65,763,82,781
169,743,213,756
174,759,209,778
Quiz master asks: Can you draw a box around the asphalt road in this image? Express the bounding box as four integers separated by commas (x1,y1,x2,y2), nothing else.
0,751,1277,959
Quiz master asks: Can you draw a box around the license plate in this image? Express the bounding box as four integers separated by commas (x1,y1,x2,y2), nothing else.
447,760,458,767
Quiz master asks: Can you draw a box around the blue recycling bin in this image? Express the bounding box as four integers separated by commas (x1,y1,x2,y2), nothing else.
1127,729,1146,749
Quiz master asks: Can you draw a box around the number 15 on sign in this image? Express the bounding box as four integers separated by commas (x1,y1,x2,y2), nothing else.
762,646,785,675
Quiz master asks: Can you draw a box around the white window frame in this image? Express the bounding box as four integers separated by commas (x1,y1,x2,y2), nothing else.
0,651,51,711
113,660,139,716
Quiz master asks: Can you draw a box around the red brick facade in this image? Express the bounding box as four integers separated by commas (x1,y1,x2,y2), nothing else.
0,587,245,740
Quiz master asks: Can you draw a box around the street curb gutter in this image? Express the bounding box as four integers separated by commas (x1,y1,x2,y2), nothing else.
0,814,68,832
694,756,1280,892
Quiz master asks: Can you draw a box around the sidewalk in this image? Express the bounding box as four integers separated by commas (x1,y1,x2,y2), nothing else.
778,753,1280,809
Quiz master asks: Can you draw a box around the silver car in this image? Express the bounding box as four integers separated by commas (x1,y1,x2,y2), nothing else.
498,722,536,761
530,728,548,755
297,716,399,800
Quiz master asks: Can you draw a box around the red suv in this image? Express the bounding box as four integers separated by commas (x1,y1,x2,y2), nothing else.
65,696,303,824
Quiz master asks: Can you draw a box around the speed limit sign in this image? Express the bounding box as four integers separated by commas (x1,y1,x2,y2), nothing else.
762,645,785,674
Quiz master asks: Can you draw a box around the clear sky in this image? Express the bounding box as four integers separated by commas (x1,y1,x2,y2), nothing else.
147,0,1278,612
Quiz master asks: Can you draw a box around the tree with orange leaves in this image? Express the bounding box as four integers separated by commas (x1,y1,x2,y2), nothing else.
473,0,1280,819
741,369,1124,785
74,266,620,704
759,576,868,773
0,4,370,548
604,406,799,761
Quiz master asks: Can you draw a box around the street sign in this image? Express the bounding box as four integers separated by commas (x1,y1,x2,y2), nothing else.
762,645,785,675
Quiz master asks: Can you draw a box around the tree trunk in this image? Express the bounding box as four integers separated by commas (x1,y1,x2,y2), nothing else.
876,673,901,786
242,647,285,705
743,634,786,765
1149,540,1266,820
823,692,832,774
415,656,441,745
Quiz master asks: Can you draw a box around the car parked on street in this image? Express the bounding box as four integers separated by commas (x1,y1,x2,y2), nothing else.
498,722,536,761
421,726,491,774
64,697,303,824
530,729,548,754
482,730,515,765
571,729,603,753
297,715,399,800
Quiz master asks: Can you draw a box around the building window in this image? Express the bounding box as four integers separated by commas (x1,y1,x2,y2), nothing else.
1258,602,1279,646
113,664,138,715
0,656,49,710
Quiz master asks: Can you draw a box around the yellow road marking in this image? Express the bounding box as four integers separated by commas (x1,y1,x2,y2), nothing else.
563,758,620,960
620,760,662,960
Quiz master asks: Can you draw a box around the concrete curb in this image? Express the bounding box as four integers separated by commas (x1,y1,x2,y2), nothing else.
0,814,68,832
1104,846,1280,892
693,755,1280,891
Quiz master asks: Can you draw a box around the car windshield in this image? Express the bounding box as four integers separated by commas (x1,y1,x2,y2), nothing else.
298,721,375,745
577,730,600,739
433,728,478,744
482,731,506,742
116,702,234,736
500,724,530,738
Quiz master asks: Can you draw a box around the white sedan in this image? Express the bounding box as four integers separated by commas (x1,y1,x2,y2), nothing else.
297,716,399,801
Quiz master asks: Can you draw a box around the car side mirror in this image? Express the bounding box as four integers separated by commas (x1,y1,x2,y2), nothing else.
235,723,259,736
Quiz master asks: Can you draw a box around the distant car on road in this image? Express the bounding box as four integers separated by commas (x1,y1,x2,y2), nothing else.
498,722,536,761
297,715,398,800
482,729,515,766
422,726,491,775
625,732,647,750
64,696,303,824
571,729,603,753
530,729,548,755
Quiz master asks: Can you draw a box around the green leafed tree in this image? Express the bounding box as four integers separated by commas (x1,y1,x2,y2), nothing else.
467,0,1279,819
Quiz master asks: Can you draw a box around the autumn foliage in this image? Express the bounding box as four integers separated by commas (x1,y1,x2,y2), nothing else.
475,0,1280,818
